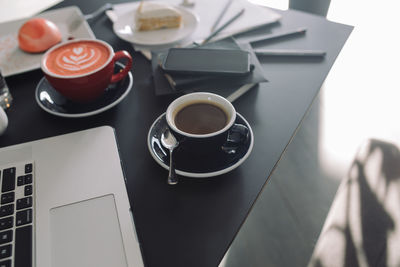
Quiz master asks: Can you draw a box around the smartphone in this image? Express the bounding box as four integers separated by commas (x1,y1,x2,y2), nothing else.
161,48,251,75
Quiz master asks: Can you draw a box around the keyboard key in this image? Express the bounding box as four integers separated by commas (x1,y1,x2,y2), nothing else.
25,163,33,174
1,168,15,193
0,217,12,231
0,193,14,205
17,176,24,186
0,230,12,245
0,205,13,218
16,197,32,210
0,259,11,267
24,174,32,185
15,225,32,267
16,209,32,227
0,244,11,259
24,185,32,196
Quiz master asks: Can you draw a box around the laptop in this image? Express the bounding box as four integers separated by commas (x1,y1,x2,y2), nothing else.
0,126,144,267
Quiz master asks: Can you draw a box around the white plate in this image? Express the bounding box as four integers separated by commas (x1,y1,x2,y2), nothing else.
0,6,95,77
113,4,198,46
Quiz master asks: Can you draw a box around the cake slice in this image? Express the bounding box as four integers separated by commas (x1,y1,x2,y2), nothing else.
136,2,182,31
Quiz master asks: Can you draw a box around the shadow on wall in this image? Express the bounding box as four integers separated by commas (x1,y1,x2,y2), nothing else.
308,139,400,267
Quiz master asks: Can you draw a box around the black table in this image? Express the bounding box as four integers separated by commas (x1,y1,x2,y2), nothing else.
0,1,352,266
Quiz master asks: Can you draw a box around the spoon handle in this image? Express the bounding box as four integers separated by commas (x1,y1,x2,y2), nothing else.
168,149,178,185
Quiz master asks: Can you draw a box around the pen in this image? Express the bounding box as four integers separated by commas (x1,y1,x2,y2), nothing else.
164,74,219,90
254,49,326,57
211,0,233,32
201,8,245,45
247,27,307,44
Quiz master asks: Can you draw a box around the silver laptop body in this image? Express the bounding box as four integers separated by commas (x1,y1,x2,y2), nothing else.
0,126,144,267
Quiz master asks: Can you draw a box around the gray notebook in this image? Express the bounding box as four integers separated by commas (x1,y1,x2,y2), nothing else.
151,38,268,101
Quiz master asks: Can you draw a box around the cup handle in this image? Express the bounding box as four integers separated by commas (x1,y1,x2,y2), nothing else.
110,50,133,83
221,123,249,154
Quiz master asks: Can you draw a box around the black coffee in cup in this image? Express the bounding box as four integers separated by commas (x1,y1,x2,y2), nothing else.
166,92,249,160
174,102,228,135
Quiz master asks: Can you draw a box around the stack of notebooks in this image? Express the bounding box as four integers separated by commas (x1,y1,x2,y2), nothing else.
150,38,268,102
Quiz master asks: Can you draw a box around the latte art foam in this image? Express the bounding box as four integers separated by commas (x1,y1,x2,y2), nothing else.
57,47,99,71
45,41,110,76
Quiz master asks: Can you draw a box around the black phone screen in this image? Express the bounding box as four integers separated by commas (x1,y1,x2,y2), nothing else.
162,48,250,75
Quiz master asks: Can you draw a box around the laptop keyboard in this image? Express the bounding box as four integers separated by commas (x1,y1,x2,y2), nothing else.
0,162,34,267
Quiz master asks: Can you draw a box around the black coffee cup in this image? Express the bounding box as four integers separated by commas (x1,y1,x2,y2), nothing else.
165,92,249,158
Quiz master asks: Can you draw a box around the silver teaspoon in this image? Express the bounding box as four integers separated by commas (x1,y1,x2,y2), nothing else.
161,129,179,185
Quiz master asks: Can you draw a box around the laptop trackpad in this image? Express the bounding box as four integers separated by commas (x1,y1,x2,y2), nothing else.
50,194,128,267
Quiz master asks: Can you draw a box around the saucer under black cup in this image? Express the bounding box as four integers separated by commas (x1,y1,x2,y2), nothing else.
147,112,254,178
35,62,133,118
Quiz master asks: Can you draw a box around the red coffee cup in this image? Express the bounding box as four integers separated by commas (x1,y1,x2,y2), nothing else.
41,38,132,102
